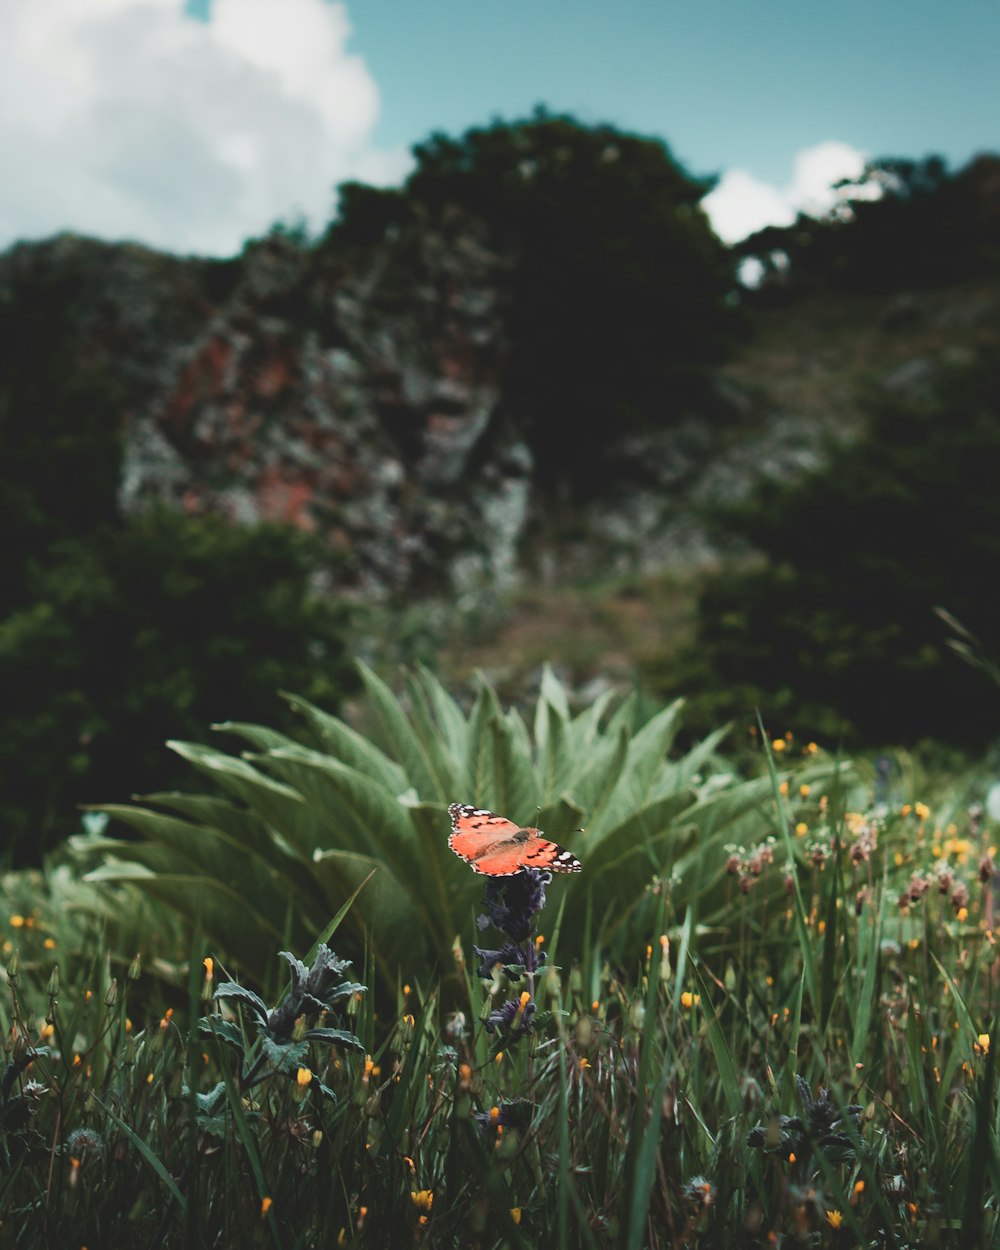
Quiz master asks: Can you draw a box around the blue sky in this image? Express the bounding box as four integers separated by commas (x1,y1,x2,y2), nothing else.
2,0,996,256
345,0,997,186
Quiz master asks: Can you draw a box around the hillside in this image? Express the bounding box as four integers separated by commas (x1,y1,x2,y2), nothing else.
3,125,1000,855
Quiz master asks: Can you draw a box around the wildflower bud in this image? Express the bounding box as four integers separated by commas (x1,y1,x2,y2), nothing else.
784,874,795,894
951,882,971,911
46,964,60,999
127,952,142,981
979,854,994,883
104,978,118,1007
292,1015,308,1042
726,854,742,876
7,951,19,985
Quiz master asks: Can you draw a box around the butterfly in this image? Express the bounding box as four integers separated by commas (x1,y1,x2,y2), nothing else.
447,803,583,876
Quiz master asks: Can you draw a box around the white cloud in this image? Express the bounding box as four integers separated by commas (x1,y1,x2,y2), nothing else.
704,141,871,244
0,0,411,256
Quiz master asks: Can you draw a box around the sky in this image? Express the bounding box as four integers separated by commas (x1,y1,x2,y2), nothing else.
1,0,996,256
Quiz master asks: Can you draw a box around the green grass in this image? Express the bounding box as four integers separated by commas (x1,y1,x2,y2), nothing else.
2,743,999,1247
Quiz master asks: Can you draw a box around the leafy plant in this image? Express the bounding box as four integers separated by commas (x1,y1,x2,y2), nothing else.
196,944,365,1137
78,664,849,985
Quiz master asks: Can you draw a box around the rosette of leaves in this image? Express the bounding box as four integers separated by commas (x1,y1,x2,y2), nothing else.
79,663,854,981
195,944,364,1133
746,1075,862,1173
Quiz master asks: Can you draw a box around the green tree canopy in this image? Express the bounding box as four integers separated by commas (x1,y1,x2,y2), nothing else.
737,153,1000,296
328,110,740,488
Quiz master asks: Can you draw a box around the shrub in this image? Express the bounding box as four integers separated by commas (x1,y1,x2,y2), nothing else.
0,509,355,861
680,349,1000,747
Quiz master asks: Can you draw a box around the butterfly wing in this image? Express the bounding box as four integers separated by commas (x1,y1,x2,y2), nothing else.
448,803,582,876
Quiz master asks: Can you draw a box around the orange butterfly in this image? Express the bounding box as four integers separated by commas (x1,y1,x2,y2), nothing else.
447,803,582,876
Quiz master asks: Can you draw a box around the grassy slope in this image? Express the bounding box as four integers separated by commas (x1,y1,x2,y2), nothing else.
433,274,1000,703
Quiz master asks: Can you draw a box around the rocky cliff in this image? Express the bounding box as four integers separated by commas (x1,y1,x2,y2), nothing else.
3,215,998,609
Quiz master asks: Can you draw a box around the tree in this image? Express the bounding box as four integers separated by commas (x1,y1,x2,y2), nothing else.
328,110,740,489
737,153,1000,297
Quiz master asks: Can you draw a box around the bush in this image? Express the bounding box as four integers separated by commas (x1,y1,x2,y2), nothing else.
680,349,1000,746
0,509,355,861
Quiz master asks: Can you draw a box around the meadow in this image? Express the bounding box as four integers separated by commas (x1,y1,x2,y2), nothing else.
1,666,997,1248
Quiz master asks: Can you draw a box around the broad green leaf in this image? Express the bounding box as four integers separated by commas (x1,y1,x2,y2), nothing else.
85,804,306,915
84,867,292,966
166,740,325,861
134,792,321,899
254,746,443,942
464,684,497,805
539,663,571,721
357,660,454,800
584,700,685,842
536,696,572,804
651,723,731,798
213,721,302,752
405,669,466,792
571,723,630,834
310,847,426,976
282,692,407,791
414,665,470,780
488,711,540,820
